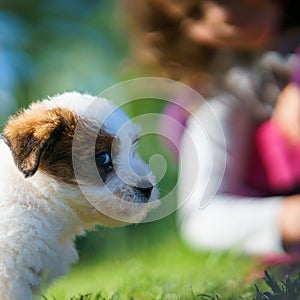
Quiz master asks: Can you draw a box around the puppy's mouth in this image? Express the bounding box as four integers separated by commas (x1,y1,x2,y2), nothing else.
132,184,154,203
114,181,155,204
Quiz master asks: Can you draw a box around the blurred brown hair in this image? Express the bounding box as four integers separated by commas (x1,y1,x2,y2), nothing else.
121,0,300,85
121,0,216,84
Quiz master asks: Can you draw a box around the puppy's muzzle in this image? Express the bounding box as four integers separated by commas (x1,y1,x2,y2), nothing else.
133,180,153,203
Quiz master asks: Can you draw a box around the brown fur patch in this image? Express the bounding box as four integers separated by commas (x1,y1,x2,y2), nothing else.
4,106,117,185
3,107,78,181
38,110,78,184
71,119,116,186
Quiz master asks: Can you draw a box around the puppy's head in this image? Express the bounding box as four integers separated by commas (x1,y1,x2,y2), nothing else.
3,92,159,225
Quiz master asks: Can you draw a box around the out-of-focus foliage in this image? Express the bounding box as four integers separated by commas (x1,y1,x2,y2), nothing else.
0,0,177,259
0,0,127,125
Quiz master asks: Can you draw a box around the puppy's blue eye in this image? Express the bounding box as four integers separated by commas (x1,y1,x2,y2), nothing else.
95,152,113,171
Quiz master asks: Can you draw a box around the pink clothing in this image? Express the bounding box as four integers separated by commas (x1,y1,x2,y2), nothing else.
177,48,300,255
251,120,300,193
249,49,300,193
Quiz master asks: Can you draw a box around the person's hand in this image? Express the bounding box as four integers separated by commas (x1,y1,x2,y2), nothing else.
272,83,300,144
280,194,300,247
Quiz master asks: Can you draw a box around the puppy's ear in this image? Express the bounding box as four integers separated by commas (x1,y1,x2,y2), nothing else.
3,107,77,178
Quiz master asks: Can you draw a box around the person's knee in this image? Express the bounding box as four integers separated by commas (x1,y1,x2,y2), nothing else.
179,211,232,251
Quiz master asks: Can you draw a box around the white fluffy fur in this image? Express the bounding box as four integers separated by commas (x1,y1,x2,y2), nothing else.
0,92,158,299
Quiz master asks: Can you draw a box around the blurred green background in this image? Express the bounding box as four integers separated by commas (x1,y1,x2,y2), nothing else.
0,0,126,119
0,1,255,299
0,0,178,261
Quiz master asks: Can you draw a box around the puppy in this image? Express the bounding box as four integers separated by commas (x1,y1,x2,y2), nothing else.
0,92,158,300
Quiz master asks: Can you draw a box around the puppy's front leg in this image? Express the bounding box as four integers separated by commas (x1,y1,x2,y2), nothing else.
0,276,33,300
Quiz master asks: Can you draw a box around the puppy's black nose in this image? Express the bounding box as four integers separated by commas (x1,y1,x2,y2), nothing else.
134,182,153,200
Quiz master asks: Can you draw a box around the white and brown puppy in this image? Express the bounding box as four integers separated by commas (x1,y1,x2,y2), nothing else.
0,92,158,300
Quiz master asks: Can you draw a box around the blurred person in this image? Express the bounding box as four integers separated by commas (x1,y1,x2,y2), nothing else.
122,0,300,260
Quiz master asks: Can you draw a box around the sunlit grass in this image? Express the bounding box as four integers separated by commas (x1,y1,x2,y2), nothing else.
45,218,255,300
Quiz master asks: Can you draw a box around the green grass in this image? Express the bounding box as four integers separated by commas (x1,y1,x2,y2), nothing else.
44,112,256,300
44,216,256,300
255,271,300,300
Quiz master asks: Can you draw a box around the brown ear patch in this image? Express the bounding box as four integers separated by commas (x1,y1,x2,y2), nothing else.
3,107,78,180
